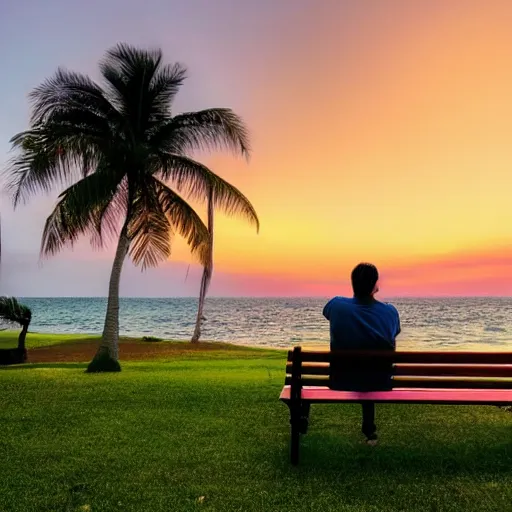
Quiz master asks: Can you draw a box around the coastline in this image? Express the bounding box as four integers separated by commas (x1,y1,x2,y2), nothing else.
11,297,512,352
0,331,287,364
1,331,510,365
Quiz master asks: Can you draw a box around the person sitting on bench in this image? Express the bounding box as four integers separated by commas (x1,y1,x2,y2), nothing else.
323,262,401,445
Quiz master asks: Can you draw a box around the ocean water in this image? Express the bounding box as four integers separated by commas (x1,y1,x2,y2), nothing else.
13,297,512,351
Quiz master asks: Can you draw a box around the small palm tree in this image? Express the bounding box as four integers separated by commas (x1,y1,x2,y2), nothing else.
6,44,253,372
0,297,32,361
191,184,259,342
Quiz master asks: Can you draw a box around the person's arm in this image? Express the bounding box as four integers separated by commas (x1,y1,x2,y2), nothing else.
386,304,401,337
386,305,400,350
322,298,334,320
391,310,401,350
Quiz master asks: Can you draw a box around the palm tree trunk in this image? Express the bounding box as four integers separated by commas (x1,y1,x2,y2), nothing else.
86,224,130,372
17,321,29,362
191,189,214,343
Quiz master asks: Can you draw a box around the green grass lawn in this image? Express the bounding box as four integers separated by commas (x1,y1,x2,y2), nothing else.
0,350,511,511
0,331,279,356
0,331,94,349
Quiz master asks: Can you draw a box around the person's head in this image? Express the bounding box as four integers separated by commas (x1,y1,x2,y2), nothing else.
351,263,379,299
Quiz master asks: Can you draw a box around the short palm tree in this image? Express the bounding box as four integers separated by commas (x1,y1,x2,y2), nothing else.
191,185,259,342
0,297,32,360
6,43,254,372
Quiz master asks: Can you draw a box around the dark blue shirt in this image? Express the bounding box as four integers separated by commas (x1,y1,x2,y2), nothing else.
323,297,401,351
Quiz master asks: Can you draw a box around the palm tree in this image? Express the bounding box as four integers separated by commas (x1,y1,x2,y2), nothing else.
0,297,32,362
191,184,258,342
6,43,254,372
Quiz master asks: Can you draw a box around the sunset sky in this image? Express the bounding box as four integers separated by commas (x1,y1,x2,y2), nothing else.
1,0,512,297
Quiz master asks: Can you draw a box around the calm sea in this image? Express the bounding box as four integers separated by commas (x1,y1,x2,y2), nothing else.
14,297,512,351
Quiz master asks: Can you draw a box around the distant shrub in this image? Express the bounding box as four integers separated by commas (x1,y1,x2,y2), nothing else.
0,297,32,365
142,336,163,342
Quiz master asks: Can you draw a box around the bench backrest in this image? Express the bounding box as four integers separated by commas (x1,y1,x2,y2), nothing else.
285,347,512,397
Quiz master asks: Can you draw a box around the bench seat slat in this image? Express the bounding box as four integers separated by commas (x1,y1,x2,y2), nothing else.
285,363,512,377
395,364,512,377
300,351,512,364
279,386,512,405
284,376,512,388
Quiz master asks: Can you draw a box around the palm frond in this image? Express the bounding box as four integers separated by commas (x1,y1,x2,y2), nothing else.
29,67,121,126
36,106,114,150
100,43,185,135
90,178,129,250
7,129,66,206
7,120,107,207
6,66,123,208
147,63,187,118
154,178,210,265
104,43,163,84
158,154,259,231
0,297,32,325
41,169,126,256
150,108,250,158
127,184,172,270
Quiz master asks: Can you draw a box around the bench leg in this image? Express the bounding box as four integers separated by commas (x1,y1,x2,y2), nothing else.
287,402,301,465
300,402,310,434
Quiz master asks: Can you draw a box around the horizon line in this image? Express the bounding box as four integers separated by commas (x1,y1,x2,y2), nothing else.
16,295,512,300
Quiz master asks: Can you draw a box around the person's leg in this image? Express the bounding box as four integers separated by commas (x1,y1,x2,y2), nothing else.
361,402,377,442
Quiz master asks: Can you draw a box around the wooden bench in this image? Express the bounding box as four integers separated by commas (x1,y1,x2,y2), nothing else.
279,346,512,464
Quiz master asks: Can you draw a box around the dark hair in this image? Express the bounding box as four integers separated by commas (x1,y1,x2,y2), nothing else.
351,263,379,298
